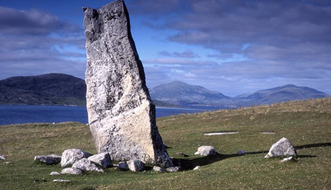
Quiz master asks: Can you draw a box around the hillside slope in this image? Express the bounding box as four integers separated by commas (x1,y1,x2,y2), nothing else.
150,81,234,107
0,73,86,106
234,84,329,106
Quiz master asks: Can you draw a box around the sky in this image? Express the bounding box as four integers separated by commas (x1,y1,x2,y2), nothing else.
0,0,330,97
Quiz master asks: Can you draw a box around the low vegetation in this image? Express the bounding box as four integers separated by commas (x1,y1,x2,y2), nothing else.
1,98,330,189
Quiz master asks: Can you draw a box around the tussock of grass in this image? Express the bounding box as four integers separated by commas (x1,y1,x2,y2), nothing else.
0,98,331,189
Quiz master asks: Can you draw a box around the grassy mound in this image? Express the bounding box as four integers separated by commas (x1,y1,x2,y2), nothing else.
1,98,330,189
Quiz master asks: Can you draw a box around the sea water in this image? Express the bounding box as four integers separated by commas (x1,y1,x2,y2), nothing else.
0,105,222,125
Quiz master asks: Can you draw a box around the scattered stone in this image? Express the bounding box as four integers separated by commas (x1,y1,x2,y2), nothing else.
72,158,104,173
5,162,10,164
0,153,5,160
34,154,61,165
50,171,60,176
176,152,189,157
237,150,246,155
127,160,145,172
118,162,129,170
88,152,113,168
61,168,83,175
193,166,201,170
61,149,92,167
195,146,217,156
153,166,165,173
166,166,181,173
53,179,71,183
281,156,293,163
83,0,173,168
264,137,297,158
204,132,239,136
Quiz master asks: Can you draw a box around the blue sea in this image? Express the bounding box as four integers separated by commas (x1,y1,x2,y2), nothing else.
0,105,223,125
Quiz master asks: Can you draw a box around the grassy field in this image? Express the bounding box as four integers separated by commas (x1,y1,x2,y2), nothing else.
0,98,330,190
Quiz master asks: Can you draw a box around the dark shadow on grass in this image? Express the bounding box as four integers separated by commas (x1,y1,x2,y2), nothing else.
177,142,331,170
294,142,331,150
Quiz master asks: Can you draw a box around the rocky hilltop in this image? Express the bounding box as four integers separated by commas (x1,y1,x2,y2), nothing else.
0,73,86,106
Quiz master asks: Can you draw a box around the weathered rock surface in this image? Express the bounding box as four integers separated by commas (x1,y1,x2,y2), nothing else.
127,160,145,172
61,168,83,175
83,0,173,167
34,154,61,165
193,166,201,170
61,149,92,167
88,152,113,168
195,146,217,156
264,137,297,158
237,150,246,155
72,158,104,173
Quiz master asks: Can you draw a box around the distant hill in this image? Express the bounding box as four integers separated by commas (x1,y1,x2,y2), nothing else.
0,74,175,107
150,81,234,107
0,73,86,106
234,84,329,107
1,74,329,107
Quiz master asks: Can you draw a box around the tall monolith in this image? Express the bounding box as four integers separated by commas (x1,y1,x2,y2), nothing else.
83,0,173,167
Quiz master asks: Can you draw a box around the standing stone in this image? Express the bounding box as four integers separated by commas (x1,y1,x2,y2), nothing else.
83,0,173,167
264,137,297,158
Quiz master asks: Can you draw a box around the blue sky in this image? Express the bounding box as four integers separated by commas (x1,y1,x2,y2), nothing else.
0,0,330,96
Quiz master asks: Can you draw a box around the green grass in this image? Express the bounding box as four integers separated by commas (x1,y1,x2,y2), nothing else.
1,98,331,190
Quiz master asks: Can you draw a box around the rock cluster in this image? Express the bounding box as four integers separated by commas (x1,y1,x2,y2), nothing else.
83,0,172,167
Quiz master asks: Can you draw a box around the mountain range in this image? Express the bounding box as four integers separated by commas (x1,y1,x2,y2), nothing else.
0,73,329,107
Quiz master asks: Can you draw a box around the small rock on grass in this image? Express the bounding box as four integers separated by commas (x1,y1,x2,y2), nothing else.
50,171,60,176
53,179,71,183
61,168,83,175
88,152,113,168
34,154,61,165
61,149,92,167
166,166,182,173
153,166,165,173
127,160,145,172
281,156,293,163
195,146,217,156
118,162,129,170
72,158,104,173
264,137,297,158
237,150,246,155
193,166,201,170
0,153,6,160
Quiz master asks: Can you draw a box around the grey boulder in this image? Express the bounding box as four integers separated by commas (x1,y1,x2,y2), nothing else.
72,158,104,173
61,168,83,175
127,160,145,172
265,137,297,158
88,152,113,168
61,149,92,167
195,146,217,156
34,154,61,165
